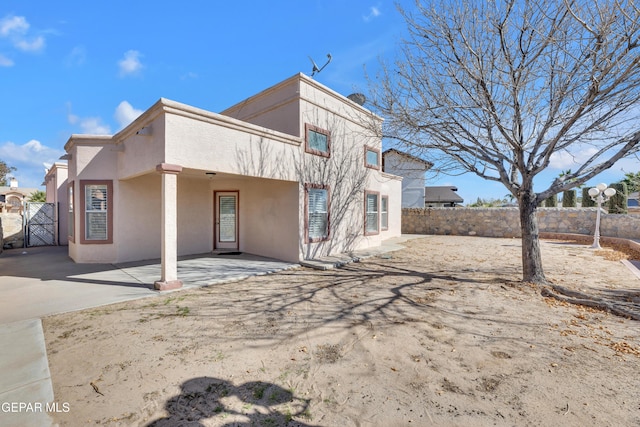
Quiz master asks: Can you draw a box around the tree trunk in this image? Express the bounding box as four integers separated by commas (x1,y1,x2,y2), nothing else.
519,189,548,284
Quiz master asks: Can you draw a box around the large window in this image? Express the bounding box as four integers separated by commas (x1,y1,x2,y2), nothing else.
365,191,379,235
68,183,74,242
364,146,380,170
381,196,389,230
305,124,331,157
80,180,113,244
306,184,330,242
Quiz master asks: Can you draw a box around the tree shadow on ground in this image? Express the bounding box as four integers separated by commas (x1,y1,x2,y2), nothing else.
147,376,316,426
172,254,548,351
543,284,640,321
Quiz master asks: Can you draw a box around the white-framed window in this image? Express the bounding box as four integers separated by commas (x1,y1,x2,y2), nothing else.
381,196,389,230
364,146,380,169
306,184,330,242
365,191,379,235
305,124,331,157
80,180,113,244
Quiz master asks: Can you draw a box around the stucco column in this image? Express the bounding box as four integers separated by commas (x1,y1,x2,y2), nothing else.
154,163,183,291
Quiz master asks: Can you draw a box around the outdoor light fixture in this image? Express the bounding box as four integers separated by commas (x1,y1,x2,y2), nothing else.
588,183,616,249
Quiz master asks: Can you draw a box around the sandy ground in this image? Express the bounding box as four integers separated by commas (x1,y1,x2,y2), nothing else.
43,236,640,427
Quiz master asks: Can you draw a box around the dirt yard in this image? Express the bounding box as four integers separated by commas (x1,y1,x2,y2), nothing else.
43,236,640,426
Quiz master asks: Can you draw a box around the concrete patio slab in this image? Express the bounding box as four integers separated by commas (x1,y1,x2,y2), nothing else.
0,247,299,324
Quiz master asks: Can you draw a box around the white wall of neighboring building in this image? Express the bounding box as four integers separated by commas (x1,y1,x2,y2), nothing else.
382,151,428,208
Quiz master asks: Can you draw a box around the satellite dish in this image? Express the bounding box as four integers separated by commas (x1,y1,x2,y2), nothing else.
308,53,332,77
347,93,366,106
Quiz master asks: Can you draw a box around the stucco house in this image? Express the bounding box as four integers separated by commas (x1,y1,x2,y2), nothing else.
52,73,402,290
382,149,432,208
0,179,39,213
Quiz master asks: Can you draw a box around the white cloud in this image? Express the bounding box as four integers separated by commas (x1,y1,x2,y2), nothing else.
0,15,46,58
180,71,198,80
118,50,143,77
363,5,381,22
65,46,86,66
78,117,111,135
66,103,111,134
66,114,78,125
0,54,13,67
549,147,600,169
114,101,143,129
0,139,65,188
15,35,45,52
0,15,29,37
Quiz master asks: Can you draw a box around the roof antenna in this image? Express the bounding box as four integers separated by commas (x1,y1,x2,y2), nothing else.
308,53,332,77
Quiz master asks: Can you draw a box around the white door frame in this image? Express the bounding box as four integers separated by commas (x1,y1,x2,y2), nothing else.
214,191,239,250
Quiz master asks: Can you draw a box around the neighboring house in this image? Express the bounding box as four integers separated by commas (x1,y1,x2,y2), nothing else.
0,179,39,213
382,149,432,208
43,162,69,245
628,191,638,207
50,73,402,290
425,186,464,207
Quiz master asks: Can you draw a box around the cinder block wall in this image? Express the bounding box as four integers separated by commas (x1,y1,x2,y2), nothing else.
0,213,24,249
402,207,640,239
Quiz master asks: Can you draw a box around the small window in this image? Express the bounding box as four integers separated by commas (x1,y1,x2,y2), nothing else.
80,180,113,244
68,183,74,242
365,191,379,235
381,196,389,230
364,146,380,169
305,124,331,157
306,184,330,242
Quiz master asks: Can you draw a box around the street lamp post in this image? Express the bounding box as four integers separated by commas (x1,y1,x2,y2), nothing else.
588,183,617,249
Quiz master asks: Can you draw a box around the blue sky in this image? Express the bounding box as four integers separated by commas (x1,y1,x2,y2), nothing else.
0,1,637,203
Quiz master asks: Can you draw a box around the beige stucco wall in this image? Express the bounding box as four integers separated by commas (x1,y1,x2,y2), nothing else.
115,174,161,263
67,139,119,263
163,108,301,182
213,178,299,262
115,174,215,263
116,112,166,180
222,77,301,137
45,163,69,245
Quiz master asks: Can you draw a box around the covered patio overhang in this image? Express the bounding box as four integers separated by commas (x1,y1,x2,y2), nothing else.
148,164,301,290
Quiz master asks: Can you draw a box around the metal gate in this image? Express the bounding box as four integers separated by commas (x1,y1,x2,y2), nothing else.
25,202,56,247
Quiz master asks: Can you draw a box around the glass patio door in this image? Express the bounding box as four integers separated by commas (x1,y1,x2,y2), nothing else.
215,192,238,250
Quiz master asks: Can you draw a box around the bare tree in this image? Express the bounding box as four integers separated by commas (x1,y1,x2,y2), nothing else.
369,0,640,284
0,160,16,186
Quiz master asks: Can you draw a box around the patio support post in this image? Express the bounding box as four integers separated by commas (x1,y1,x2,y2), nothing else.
154,163,183,291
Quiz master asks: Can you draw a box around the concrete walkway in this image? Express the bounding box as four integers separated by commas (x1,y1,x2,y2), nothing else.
0,237,418,427
0,319,55,427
